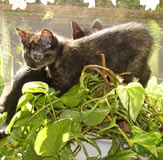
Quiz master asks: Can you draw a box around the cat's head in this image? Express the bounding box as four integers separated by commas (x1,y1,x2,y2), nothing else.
16,28,60,69
71,19,103,40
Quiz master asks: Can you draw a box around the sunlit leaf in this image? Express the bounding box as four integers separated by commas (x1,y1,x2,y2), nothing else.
145,77,163,104
131,125,144,134
60,109,81,122
0,112,7,128
130,131,162,157
17,93,35,111
34,119,72,156
60,84,88,107
6,110,31,134
22,81,49,94
117,82,145,122
83,108,110,126
146,76,158,89
103,149,137,160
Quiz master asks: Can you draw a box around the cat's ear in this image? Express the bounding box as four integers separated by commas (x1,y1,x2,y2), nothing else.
40,29,53,40
39,29,56,49
92,19,103,31
71,21,85,40
16,28,27,43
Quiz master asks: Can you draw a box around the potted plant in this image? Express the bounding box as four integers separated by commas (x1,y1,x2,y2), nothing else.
0,62,163,160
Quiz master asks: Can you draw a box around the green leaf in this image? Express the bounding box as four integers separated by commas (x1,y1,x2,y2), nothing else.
146,76,158,89
71,122,82,134
60,110,81,122
60,84,88,107
57,147,70,160
150,142,163,160
0,112,7,128
145,77,163,104
0,136,8,148
60,111,82,134
116,86,128,111
28,111,47,137
17,93,35,111
24,145,43,160
103,149,137,160
133,143,149,156
117,82,145,122
34,119,72,156
22,81,49,94
157,147,163,160
83,108,110,126
43,158,57,160
6,109,31,134
130,131,162,158
131,126,144,134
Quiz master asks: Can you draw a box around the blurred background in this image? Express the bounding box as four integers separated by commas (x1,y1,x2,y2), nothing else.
0,0,162,95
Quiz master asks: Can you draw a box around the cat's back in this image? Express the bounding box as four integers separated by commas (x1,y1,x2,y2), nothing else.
64,22,152,59
72,22,150,43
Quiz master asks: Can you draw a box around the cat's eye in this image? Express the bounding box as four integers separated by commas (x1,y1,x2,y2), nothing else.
34,54,41,60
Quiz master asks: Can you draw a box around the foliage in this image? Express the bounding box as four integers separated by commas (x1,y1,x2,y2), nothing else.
0,0,162,11
116,0,143,10
0,75,4,96
0,15,13,85
0,64,163,160
148,20,161,77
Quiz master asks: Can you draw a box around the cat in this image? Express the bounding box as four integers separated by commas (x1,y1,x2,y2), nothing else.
0,20,102,138
0,22,153,138
17,22,152,90
71,19,103,39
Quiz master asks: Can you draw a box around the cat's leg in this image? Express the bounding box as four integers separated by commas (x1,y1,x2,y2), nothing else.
123,58,151,87
138,64,151,87
0,66,52,138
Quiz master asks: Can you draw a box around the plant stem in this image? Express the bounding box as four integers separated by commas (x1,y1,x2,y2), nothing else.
116,126,132,147
46,93,56,122
65,147,76,160
82,64,120,84
145,99,163,124
114,110,132,127
101,53,106,76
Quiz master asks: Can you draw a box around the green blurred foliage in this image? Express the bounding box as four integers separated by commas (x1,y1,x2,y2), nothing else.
0,0,163,11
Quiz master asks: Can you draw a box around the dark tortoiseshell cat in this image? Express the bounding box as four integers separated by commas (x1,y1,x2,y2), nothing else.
0,20,102,138
0,22,153,138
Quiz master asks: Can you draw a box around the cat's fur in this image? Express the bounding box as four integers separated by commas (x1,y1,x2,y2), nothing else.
72,19,103,39
0,22,153,138
18,22,152,90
